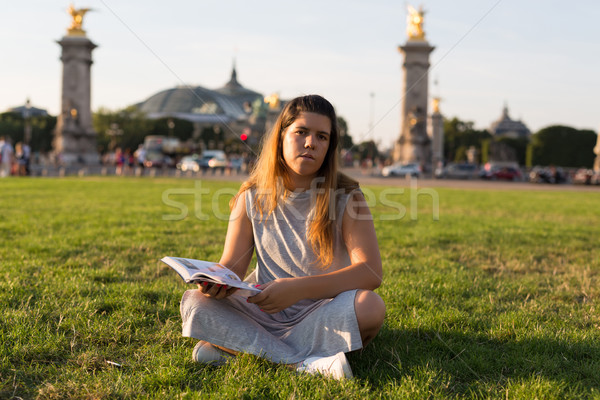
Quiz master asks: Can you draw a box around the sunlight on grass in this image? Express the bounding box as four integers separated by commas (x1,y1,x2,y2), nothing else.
1,177,599,399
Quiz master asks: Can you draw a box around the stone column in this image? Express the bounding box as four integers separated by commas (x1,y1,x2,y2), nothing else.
428,98,444,171
53,32,99,165
393,36,434,170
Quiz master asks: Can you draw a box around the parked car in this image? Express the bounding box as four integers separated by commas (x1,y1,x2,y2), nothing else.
435,163,479,179
573,168,600,185
143,151,173,168
381,163,421,177
228,156,244,172
176,154,200,172
481,167,523,181
480,164,522,181
199,150,227,171
529,166,568,184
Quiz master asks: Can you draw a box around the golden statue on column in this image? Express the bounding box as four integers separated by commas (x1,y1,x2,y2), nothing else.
264,93,281,110
432,97,440,113
407,5,426,41
67,4,92,36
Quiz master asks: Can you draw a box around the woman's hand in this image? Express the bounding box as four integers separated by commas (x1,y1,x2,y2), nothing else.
197,281,238,300
246,278,303,313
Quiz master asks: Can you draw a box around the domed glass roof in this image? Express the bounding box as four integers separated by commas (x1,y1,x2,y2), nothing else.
488,105,531,139
136,66,262,125
7,98,48,117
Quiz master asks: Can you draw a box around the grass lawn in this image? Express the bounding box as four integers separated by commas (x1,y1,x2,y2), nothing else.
1,177,599,399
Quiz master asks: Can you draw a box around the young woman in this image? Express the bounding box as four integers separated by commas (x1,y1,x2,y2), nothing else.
180,95,385,379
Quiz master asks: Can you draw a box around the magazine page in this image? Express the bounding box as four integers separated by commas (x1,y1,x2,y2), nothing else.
170,257,240,282
161,257,261,296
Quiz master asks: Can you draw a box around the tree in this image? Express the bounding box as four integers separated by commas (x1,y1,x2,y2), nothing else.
356,140,378,161
531,125,597,167
337,116,354,150
0,112,56,153
494,137,529,166
93,106,152,153
443,117,491,163
93,107,193,154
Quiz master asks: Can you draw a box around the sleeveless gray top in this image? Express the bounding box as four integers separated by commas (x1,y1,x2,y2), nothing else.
245,187,354,285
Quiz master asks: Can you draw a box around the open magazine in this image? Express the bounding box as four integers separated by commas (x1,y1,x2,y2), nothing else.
161,256,261,297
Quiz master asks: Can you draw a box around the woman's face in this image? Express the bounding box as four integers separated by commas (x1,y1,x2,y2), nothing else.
281,111,331,189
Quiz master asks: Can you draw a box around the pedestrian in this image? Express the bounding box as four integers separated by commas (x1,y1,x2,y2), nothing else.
134,144,145,176
22,142,31,176
15,142,25,176
0,136,14,178
180,95,385,379
115,148,124,176
125,148,134,175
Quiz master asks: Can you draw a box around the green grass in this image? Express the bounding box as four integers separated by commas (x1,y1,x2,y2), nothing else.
1,177,599,399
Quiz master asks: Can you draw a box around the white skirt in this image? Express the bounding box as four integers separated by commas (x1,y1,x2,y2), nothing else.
180,288,362,364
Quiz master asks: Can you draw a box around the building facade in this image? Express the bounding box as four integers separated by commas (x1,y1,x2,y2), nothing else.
487,104,531,139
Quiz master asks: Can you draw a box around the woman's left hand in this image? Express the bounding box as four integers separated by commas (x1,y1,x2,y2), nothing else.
246,278,302,313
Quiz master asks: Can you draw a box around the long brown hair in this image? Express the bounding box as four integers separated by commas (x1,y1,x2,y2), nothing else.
232,94,358,267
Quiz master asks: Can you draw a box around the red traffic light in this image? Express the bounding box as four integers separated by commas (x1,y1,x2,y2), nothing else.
241,127,251,141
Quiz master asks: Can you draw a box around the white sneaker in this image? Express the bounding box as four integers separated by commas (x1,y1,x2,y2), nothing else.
296,352,353,380
192,341,232,366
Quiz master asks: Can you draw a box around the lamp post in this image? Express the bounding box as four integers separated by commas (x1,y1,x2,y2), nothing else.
24,98,32,145
167,118,175,137
369,92,375,137
106,123,122,151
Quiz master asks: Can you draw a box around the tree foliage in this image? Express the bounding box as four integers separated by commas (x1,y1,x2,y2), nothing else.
494,137,529,166
0,112,56,153
531,125,597,167
337,116,354,150
443,117,491,163
356,140,379,161
93,107,194,153
443,117,538,165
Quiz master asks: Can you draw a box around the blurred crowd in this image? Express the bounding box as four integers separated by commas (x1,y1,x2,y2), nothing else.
0,136,31,177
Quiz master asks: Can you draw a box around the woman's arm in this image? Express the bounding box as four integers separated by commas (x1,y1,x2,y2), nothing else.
248,190,382,312
200,191,255,299
219,192,255,278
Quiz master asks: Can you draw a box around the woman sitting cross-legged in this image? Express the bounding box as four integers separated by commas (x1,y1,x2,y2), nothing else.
180,94,386,379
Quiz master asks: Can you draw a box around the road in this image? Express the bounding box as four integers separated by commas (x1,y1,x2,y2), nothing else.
30,164,600,192
341,167,600,193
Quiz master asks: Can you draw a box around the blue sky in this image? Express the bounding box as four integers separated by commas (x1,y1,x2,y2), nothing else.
1,0,598,148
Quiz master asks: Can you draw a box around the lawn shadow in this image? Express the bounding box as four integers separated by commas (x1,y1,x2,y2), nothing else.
350,326,599,395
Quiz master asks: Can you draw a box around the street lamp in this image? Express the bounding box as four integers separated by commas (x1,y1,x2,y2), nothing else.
167,118,175,137
106,123,123,151
369,92,375,137
24,98,32,145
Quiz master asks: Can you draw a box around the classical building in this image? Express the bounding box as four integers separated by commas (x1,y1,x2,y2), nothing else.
5,98,49,145
488,104,531,139
135,65,266,143
52,5,100,165
7,99,49,118
393,5,436,169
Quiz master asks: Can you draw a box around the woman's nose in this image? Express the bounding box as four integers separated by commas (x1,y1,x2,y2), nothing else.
304,134,315,149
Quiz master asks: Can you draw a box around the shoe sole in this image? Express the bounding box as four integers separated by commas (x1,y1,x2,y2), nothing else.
337,353,353,379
